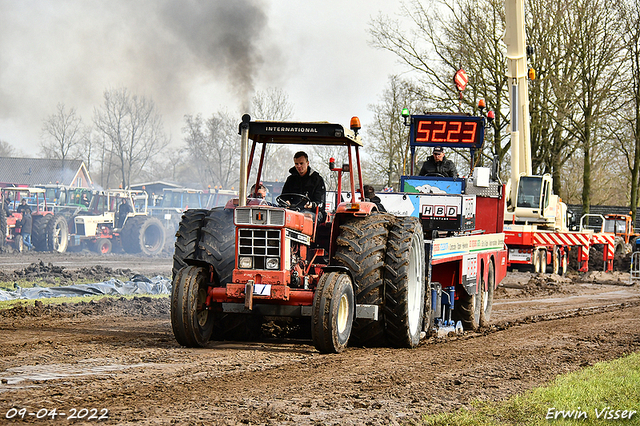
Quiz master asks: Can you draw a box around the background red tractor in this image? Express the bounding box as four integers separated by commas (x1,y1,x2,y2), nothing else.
1,187,68,253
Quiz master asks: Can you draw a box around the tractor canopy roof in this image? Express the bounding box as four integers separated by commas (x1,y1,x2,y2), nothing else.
2,187,46,194
246,119,363,147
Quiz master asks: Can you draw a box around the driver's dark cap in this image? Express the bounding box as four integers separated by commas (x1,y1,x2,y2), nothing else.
433,146,444,154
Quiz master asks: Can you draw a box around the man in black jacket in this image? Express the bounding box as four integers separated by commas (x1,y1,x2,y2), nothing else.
419,146,458,178
117,198,133,228
363,185,386,212
21,208,33,251
281,151,326,223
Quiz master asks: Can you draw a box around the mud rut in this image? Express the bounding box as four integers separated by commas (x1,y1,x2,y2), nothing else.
0,253,639,425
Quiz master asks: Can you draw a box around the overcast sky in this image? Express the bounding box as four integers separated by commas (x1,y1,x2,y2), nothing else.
0,0,410,155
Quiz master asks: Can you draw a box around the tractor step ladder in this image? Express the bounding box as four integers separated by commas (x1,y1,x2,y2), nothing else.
630,252,640,284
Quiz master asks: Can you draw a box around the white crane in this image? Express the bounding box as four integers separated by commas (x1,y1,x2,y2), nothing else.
503,0,567,231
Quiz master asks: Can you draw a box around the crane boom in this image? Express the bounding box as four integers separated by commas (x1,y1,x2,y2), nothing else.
502,0,566,230
504,0,532,204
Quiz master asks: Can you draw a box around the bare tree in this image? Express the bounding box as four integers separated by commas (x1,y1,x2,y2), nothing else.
182,111,240,189
365,75,425,187
0,140,16,157
251,87,294,121
369,0,510,172
40,103,88,167
526,0,582,197
614,0,640,221
565,0,626,214
249,88,295,183
93,88,169,189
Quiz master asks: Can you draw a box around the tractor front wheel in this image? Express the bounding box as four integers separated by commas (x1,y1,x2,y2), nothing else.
171,265,214,347
312,272,354,354
94,238,112,255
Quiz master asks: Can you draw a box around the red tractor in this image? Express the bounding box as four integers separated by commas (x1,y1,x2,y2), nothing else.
171,115,427,353
1,187,69,253
171,114,506,353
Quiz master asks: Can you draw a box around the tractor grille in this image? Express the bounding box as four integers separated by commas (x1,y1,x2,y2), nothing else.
76,223,85,235
235,207,285,226
238,228,281,270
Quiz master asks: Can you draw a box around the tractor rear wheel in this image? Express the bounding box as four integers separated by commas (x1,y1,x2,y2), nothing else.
121,216,165,255
32,214,52,251
614,236,625,258
383,217,426,348
312,272,354,353
172,209,209,279
46,214,69,253
334,212,391,347
199,208,236,288
171,265,214,347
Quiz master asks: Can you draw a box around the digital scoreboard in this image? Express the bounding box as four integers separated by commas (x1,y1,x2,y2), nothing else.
411,115,485,149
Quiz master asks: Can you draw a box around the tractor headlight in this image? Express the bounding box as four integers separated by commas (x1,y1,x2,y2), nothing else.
239,256,253,269
265,258,279,270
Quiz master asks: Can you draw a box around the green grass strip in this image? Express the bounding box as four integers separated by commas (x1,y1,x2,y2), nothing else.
0,276,132,291
0,293,169,310
420,352,640,425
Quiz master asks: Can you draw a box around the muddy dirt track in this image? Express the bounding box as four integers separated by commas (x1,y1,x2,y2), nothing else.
0,252,639,425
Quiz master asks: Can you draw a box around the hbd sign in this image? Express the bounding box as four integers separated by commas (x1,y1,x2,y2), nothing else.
419,194,476,232
423,205,459,217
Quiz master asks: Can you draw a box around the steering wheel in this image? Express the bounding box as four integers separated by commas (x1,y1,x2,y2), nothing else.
425,172,446,177
276,193,310,210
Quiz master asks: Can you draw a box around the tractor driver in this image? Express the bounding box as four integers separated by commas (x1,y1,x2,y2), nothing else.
281,151,326,223
16,198,29,214
117,198,133,228
419,146,458,178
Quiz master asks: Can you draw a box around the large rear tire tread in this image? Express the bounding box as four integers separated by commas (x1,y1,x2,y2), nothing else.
383,217,426,348
172,209,210,279
199,208,236,287
32,214,52,251
334,212,391,347
46,214,69,253
121,216,166,255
